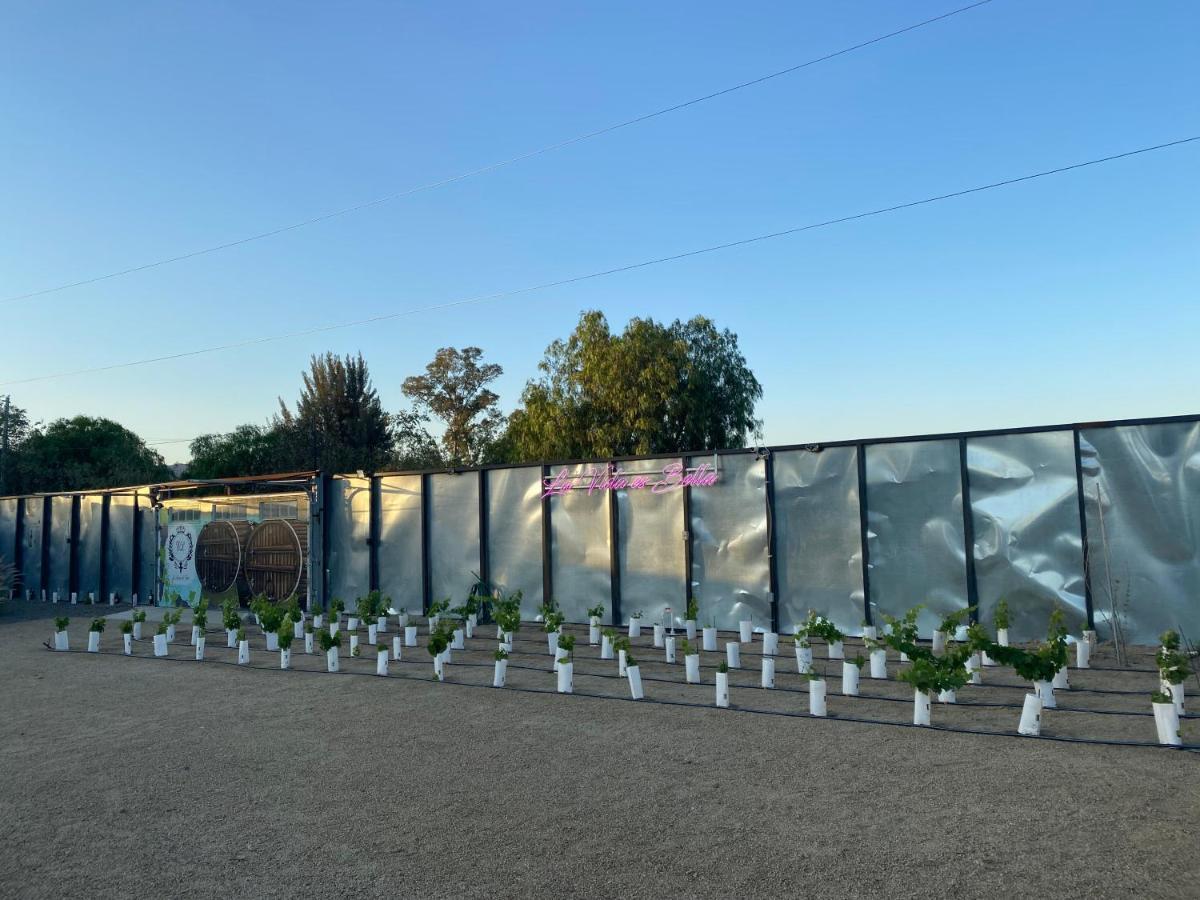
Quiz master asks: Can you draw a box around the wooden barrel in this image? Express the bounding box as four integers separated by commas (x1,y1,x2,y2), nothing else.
195,520,248,593
244,518,308,601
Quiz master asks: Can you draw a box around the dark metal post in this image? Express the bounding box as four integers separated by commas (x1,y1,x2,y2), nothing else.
608,463,621,627
132,494,142,603
763,451,780,634
99,494,111,603
12,497,24,598
958,438,980,622
856,445,873,626
540,465,552,608
420,473,431,615
313,473,331,613
477,470,489,592
68,495,81,599
682,474,694,616
40,497,51,597
1072,428,1096,629
368,476,381,593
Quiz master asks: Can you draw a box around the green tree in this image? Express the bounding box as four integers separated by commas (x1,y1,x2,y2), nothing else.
11,416,171,493
401,347,504,466
499,311,761,460
275,352,394,473
0,396,33,495
186,424,289,479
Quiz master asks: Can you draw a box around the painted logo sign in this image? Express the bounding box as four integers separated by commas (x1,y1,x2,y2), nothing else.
541,461,719,499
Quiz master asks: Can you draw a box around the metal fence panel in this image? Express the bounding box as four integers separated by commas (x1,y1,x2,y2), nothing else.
689,453,770,631
485,467,543,619
549,464,611,623
22,500,43,596
967,432,1087,642
774,447,865,635
47,496,73,598
1080,422,1200,644
378,475,422,616
428,473,480,608
139,505,158,604
327,476,370,611
617,459,684,629
866,440,968,637
107,496,135,600
76,495,104,601
0,498,17,588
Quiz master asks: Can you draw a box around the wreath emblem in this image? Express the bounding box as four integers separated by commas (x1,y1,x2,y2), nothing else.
167,526,195,576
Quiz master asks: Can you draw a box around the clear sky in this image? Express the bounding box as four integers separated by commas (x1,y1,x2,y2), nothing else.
2,1,1197,463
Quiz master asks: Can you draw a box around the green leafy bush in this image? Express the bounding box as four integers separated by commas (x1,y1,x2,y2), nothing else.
120,621,133,635
277,630,294,651
54,616,70,632
993,599,1010,631
587,603,605,619
89,618,106,633
318,630,342,653
686,596,699,621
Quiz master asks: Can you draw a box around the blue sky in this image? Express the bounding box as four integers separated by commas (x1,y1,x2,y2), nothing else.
2,0,1197,462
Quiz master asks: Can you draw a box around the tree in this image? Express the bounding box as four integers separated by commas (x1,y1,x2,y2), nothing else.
187,424,290,479
0,396,33,495
11,416,171,493
276,353,394,473
401,347,505,466
499,311,761,460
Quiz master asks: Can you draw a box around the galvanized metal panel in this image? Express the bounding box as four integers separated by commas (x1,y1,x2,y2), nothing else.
139,505,158,604
968,432,1087,642
617,459,685,629
327,476,370,611
1080,422,1200,644
428,473,480,608
76,495,104,600
378,475,423,616
866,440,968,637
0,498,17,588
107,496,135,600
485,467,543,619
47,496,73,597
550,463,611,623
774,447,865,635
689,453,771,631
22,499,43,595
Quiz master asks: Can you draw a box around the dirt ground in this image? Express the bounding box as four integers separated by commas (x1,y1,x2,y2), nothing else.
1,602,1197,899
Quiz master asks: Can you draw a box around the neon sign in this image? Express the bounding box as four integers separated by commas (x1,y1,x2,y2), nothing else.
540,461,719,499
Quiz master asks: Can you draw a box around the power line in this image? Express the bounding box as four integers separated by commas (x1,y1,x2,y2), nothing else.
0,1,998,306
3,134,1195,391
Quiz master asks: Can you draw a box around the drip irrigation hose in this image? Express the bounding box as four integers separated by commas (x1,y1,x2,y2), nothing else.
40,642,1199,754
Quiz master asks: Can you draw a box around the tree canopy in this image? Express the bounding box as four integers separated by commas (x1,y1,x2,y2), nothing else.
498,310,761,460
401,346,504,466
9,416,171,493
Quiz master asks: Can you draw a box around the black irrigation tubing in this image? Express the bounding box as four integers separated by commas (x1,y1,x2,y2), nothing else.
41,644,1200,754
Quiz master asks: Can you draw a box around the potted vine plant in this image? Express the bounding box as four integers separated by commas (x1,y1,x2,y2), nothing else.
1152,687,1182,746
761,653,776,689
261,604,284,652
278,629,294,670
1075,633,1090,669
121,620,134,655
237,626,250,665
653,620,665,648
702,618,717,652
1018,690,1042,737
615,636,631,676
600,627,616,660
545,611,564,656
794,627,813,675
319,629,342,672
304,617,315,654
329,598,346,634
862,619,878,641
865,637,887,679
842,654,864,697
762,631,779,657
153,621,170,657
685,596,699,641
289,601,304,639
725,641,741,670
395,605,408,629
349,631,360,658
664,633,676,664
898,654,970,724
628,610,643,639
1048,608,1070,691
993,598,1011,647
87,617,106,653
588,604,605,645
194,622,206,661
626,651,644,699
806,612,844,660
715,660,730,708
375,642,388,676
1156,632,1190,715
405,620,419,646
493,647,509,687
934,608,972,655
557,649,574,694
738,618,753,644
133,609,147,640
164,609,180,643
682,639,701,684
428,626,450,681
428,597,451,632
807,671,827,717
556,633,577,673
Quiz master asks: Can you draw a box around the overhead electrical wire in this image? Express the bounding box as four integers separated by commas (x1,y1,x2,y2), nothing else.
0,1,997,306
2,135,1196,391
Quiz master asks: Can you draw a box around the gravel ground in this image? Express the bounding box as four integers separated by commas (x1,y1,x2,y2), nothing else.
1,602,1197,899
